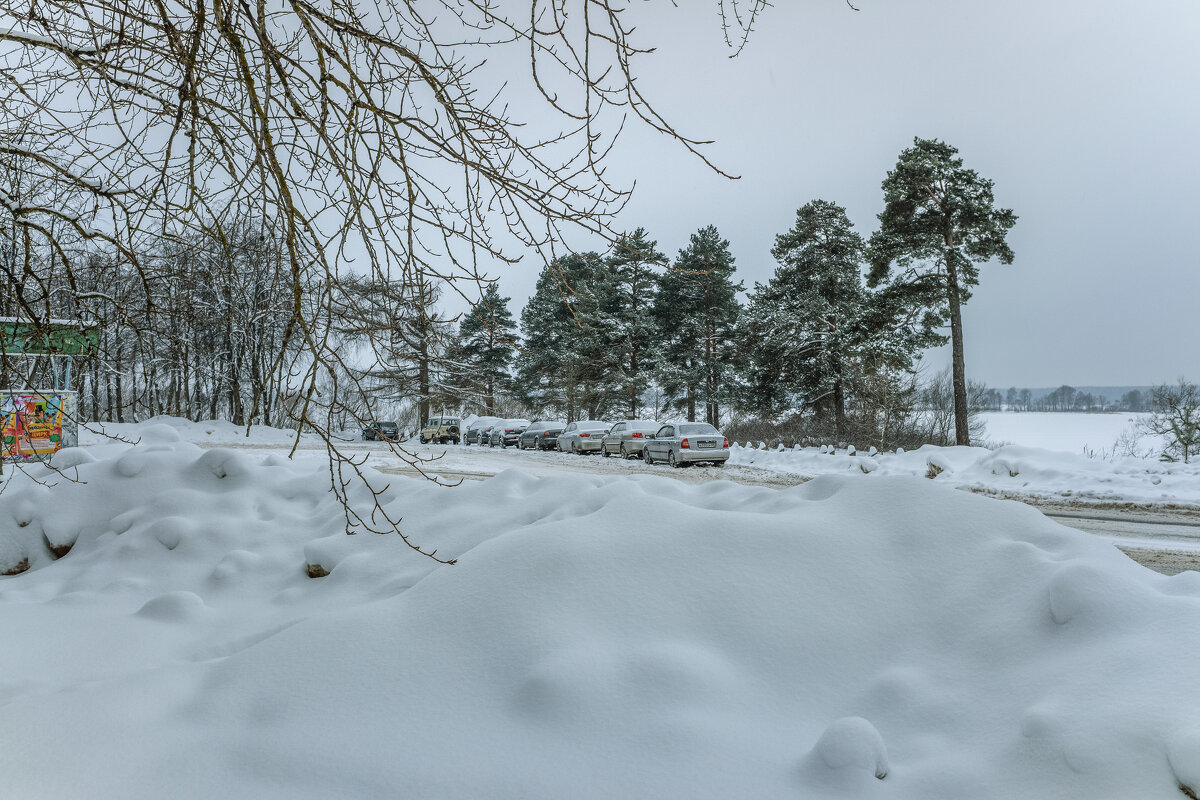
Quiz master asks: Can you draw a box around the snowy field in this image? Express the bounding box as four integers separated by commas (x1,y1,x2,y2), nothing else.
980,411,1149,455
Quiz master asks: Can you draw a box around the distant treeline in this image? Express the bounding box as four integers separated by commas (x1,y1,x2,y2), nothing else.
984,386,1153,413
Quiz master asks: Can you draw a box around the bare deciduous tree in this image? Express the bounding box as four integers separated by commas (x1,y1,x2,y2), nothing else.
1141,378,1200,464
0,2,760,556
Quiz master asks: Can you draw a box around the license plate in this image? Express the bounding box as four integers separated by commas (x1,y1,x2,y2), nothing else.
698,441,715,449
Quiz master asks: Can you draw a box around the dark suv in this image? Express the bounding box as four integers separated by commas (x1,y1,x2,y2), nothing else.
362,421,399,441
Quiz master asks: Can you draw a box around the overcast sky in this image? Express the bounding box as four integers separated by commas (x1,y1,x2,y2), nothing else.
490,0,1199,388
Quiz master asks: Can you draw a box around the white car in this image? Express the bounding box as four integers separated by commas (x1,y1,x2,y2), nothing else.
556,420,611,454
600,419,661,459
642,422,730,467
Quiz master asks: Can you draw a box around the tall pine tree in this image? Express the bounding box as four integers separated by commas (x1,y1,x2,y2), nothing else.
512,252,615,421
740,200,867,433
455,283,518,414
597,228,666,418
653,226,743,424
868,137,1017,446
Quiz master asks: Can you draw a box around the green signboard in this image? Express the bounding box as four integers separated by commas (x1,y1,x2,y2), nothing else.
1,320,100,356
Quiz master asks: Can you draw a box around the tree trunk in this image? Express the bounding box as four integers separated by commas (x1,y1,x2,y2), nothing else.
114,369,125,423
87,359,99,420
945,250,970,446
629,347,638,419
834,378,846,439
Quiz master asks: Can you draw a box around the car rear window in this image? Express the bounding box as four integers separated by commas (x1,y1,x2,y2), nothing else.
679,423,719,435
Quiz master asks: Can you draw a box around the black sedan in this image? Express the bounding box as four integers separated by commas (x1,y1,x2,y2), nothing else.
362,421,399,441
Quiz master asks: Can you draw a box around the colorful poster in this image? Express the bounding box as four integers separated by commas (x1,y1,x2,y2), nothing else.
1,392,77,461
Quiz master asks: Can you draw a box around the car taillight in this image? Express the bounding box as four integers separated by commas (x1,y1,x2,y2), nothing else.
505,428,514,433
680,438,689,449
543,431,552,437
580,433,590,438
631,432,643,438
723,437,730,448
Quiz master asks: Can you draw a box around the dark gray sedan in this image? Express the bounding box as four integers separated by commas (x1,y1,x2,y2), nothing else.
518,420,566,450
488,418,531,448
642,422,730,467
362,421,399,441
600,419,661,458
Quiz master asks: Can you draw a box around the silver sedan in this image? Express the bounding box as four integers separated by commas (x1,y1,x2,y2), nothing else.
600,419,661,459
556,420,611,454
642,422,730,467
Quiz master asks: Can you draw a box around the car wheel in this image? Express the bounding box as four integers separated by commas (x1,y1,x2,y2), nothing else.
668,450,680,468
644,449,654,465
712,460,725,467
601,445,610,457
620,445,629,459
570,442,578,455
419,436,428,444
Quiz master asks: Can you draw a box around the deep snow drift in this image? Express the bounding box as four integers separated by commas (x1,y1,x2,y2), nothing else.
728,441,1200,507
3,424,1200,798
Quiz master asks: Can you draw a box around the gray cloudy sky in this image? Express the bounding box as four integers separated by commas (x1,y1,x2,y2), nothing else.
496,0,1199,388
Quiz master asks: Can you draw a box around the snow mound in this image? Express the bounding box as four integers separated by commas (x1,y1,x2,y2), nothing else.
803,716,889,780
1,427,1199,798
82,415,311,446
729,441,1200,506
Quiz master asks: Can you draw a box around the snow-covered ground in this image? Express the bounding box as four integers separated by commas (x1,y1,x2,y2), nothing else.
980,411,1149,455
729,442,1200,508
79,414,1200,509
3,421,1200,798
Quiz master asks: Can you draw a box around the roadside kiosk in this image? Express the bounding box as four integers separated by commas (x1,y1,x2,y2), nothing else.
1,318,99,463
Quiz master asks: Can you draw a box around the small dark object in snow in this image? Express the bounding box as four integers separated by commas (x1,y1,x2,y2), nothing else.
2,558,30,576
306,563,330,578
44,534,73,559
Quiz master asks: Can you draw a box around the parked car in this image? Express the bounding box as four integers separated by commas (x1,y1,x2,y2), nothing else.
642,422,730,467
362,421,399,441
478,424,498,446
420,415,461,444
464,416,503,446
600,419,661,459
556,420,611,454
518,420,566,450
488,418,531,448
464,423,485,446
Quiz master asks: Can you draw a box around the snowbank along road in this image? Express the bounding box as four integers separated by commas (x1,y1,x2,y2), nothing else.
243,436,1200,577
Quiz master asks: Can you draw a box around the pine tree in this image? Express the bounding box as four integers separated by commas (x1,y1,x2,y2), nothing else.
331,273,454,426
598,228,666,418
653,226,743,424
740,201,867,433
512,252,615,421
456,283,518,414
868,138,1017,446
